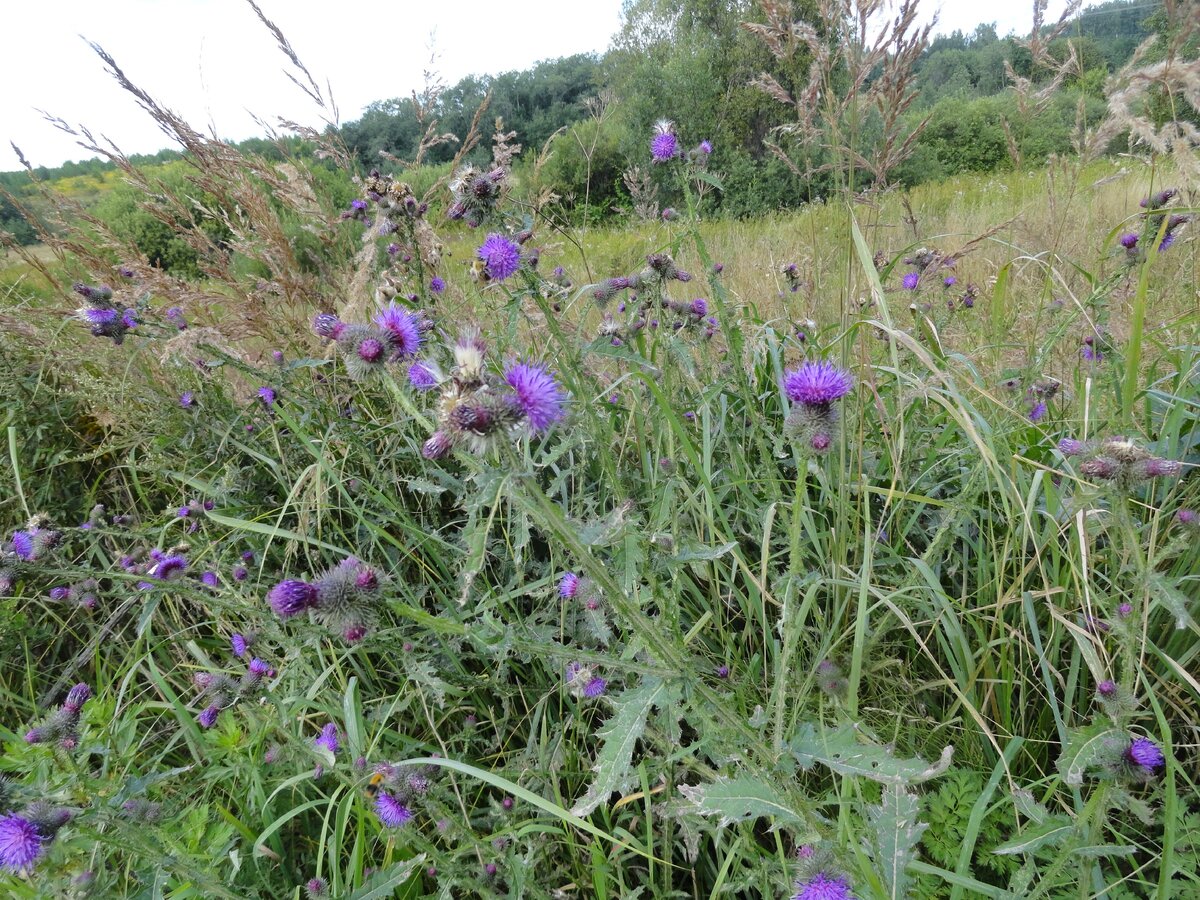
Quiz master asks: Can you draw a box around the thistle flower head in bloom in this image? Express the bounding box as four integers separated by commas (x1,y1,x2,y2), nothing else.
375,792,414,828
305,877,329,899
559,572,580,599
267,579,318,618
650,120,679,162
792,872,856,900
0,813,45,872
373,303,423,358
504,362,566,433
429,276,445,294
1124,736,1165,775
782,361,854,408
901,271,920,290
315,723,340,755
334,324,395,381
408,361,439,391
477,233,521,282
312,312,345,340
1119,232,1139,250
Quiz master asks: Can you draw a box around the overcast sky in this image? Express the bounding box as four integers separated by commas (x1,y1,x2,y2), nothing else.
1,0,1069,170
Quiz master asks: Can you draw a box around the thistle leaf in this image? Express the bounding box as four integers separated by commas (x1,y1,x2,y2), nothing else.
1055,724,1123,786
571,677,679,817
790,722,954,785
867,785,927,899
992,816,1076,856
678,775,808,829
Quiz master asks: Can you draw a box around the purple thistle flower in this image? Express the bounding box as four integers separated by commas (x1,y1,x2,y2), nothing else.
375,792,413,827
49,586,71,601
247,658,271,677
1058,438,1086,456
0,814,45,871
943,275,957,287
63,683,91,713
258,386,276,409
10,531,35,560
180,391,195,408
689,298,708,317
782,361,854,407
198,705,220,728
699,139,713,154
430,276,445,294
153,555,188,581
1159,232,1175,252
422,430,454,460
1117,602,1133,618
357,337,385,363
407,361,438,391
1119,232,1139,249
583,677,607,698
1029,402,1048,423
792,872,856,900
651,131,678,162
478,233,521,282
233,565,249,582
901,271,919,290
305,878,329,898
315,723,340,754
504,362,566,432
201,571,219,588
312,313,343,340
350,199,367,211
811,432,832,452
267,579,317,618
374,303,422,356
231,633,248,657
559,572,579,598
1097,680,1118,698
1125,737,1165,774
1178,509,1199,526
716,665,730,679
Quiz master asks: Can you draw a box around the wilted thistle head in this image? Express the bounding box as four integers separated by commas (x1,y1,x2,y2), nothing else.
312,313,345,340
503,362,566,433
477,233,521,281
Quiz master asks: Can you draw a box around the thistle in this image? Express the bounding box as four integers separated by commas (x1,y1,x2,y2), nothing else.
781,361,854,454
24,683,91,750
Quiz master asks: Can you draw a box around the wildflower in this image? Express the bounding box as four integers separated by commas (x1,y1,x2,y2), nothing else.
716,665,730,679
1124,737,1165,775
1029,402,1048,423
0,814,45,871
198,705,220,728
650,121,678,162
1119,232,1139,250
180,391,195,408
901,271,919,290
165,306,188,330
477,233,521,281
315,723,340,755
943,275,957,287
1141,188,1177,210
233,565,249,582
257,386,276,409
782,362,854,407
312,313,345,340
583,677,608,698
267,580,318,618
373,303,423,357
1058,438,1086,457
151,554,188,581
559,572,580,599
201,571,219,588
792,872,856,900
408,361,438,390
231,633,249,657
430,276,445,294
375,792,413,827
305,878,329,899
1177,509,1199,527
1097,680,1118,699
699,139,713,154
504,362,566,432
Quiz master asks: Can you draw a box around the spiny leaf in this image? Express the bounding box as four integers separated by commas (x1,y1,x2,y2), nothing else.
790,722,954,785
868,785,928,899
992,817,1076,856
571,677,680,817
346,855,425,899
678,775,809,829
1055,724,1123,786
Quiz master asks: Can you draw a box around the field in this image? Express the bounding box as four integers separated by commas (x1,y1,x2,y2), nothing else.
1,110,1199,900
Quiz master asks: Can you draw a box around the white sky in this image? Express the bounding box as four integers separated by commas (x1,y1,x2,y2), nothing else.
1,0,1069,170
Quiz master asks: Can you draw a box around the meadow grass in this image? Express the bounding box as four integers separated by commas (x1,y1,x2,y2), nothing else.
0,144,1197,900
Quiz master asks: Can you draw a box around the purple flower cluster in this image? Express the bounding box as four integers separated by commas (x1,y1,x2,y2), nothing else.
422,331,567,460
447,165,507,227
1060,436,1182,491
266,557,383,642
73,281,139,345
0,803,71,872
313,306,430,382
193,656,275,729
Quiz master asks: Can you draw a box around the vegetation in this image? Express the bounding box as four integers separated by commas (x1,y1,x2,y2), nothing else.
0,1,1198,898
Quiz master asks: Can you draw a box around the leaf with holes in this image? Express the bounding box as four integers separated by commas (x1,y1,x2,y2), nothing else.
679,775,810,830
790,722,953,785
